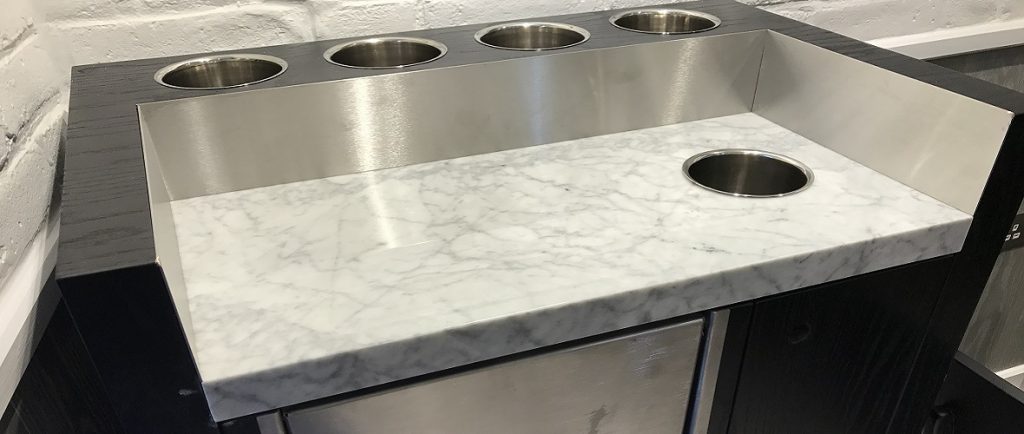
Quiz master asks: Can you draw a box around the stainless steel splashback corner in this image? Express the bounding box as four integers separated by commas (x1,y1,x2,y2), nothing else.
139,107,195,344
753,31,1014,215
137,31,766,200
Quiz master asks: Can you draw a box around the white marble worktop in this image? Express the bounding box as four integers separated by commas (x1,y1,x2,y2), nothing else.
170,113,972,421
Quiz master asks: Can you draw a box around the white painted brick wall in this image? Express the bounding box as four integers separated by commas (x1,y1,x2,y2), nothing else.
0,0,66,277
415,0,675,30
313,0,420,40
761,0,1024,40
49,4,316,65
2,0,1024,279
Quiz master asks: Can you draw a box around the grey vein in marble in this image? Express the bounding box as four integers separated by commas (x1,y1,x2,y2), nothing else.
170,113,971,421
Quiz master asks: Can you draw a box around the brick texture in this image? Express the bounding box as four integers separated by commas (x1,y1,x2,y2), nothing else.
0,0,66,277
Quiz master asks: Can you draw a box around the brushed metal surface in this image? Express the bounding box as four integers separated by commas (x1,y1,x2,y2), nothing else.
931,44,1024,94
256,412,287,434
138,113,193,342
753,31,1013,214
1006,370,1024,390
324,37,447,69
682,149,813,198
139,31,763,200
961,247,1024,373
610,9,721,35
285,318,704,434
474,22,591,51
690,310,729,434
154,54,288,90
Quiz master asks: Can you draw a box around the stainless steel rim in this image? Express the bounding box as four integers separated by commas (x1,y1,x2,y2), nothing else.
609,9,722,35
474,22,591,51
154,54,288,90
682,149,814,198
323,37,448,69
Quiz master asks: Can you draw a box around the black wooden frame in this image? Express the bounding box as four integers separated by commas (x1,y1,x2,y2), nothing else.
931,352,1024,433
57,1,1024,432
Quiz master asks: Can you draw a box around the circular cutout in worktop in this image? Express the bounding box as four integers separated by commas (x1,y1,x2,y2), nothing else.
155,54,287,90
683,149,813,198
325,37,448,69
475,22,591,51
610,9,721,35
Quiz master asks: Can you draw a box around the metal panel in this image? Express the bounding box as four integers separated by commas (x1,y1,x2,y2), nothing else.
931,44,1024,94
689,310,729,434
1007,371,1024,390
753,31,1014,214
256,412,287,434
138,32,764,200
960,246,1024,373
139,110,194,342
286,318,704,434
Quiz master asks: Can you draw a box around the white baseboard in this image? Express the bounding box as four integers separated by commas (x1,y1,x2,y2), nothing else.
870,18,1024,60
0,218,59,413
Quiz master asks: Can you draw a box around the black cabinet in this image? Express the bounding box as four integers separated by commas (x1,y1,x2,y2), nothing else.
725,257,953,434
929,352,1024,434
0,296,122,434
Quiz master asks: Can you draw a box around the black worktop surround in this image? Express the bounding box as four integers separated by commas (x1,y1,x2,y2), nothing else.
57,0,1024,432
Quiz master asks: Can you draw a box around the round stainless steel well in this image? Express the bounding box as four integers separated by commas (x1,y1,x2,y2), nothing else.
683,149,813,198
324,37,447,69
474,22,590,51
610,9,721,34
155,54,287,90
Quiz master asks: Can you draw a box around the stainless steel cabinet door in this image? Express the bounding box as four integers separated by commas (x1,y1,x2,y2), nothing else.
286,319,705,434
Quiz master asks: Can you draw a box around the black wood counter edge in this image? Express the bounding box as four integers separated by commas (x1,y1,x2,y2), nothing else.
55,0,1024,432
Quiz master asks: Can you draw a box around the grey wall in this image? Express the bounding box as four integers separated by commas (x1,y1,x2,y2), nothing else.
932,45,1024,94
959,247,1024,373
935,45,1024,375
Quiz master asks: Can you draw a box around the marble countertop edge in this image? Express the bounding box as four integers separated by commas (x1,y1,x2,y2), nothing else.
200,215,970,421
